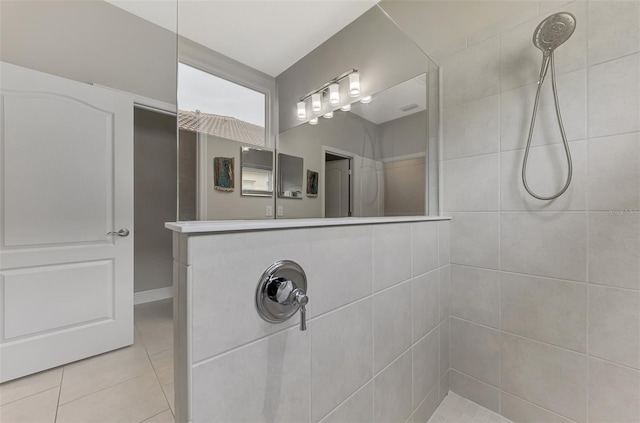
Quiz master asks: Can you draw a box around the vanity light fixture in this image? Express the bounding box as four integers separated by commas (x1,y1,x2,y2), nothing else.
311,93,322,112
323,111,334,119
297,101,306,120
360,95,372,104
309,118,318,125
298,69,359,122
340,104,351,112
329,83,340,106
349,73,360,97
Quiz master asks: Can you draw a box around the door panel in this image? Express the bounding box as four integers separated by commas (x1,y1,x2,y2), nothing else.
0,62,134,382
325,159,350,218
3,94,113,246
2,260,114,339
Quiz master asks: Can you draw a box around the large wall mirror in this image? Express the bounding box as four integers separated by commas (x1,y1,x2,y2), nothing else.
177,3,439,221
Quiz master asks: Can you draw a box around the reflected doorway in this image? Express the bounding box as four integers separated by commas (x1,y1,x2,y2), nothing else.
324,152,352,218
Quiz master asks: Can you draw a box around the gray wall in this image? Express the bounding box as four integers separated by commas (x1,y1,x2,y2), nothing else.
134,108,177,293
276,5,429,132
437,1,640,422
0,0,177,104
204,135,275,220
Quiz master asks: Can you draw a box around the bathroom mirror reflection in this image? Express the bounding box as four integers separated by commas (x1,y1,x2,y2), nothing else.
177,3,439,220
241,147,274,197
277,153,304,199
277,73,429,218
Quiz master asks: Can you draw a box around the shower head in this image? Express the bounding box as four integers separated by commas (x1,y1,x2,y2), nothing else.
533,12,576,55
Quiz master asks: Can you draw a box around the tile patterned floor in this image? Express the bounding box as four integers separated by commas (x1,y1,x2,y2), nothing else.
0,299,174,423
429,392,514,423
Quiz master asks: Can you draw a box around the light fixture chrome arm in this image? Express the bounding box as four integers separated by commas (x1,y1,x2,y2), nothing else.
299,68,358,102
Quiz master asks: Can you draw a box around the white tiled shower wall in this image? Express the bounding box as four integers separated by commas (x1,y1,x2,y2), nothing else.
438,1,640,422
174,220,451,423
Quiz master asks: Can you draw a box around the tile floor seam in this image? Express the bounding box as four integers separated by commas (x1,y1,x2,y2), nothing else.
53,367,64,423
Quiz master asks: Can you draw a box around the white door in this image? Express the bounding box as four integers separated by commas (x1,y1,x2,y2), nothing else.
325,159,351,218
0,62,134,382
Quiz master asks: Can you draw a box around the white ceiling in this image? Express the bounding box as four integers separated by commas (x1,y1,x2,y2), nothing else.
349,73,426,125
107,0,378,77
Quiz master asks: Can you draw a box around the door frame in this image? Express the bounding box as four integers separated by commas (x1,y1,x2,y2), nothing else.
321,146,355,218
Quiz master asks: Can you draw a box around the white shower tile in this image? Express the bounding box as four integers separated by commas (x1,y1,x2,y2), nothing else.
411,222,439,277
414,386,439,423
589,53,640,138
500,141,587,211
438,371,450,403
588,285,640,369
311,299,373,422
443,154,500,212
588,0,640,66
438,221,450,267
588,212,640,290
501,333,586,423
374,351,413,423
501,212,587,281
413,329,439,409
500,272,586,352
500,69,586,152
442,95,499,160
450,266,500,329
319,382,373,423
449,370,500,414
501,1,586,91
374,281,412,373
500,392,574,423
439,319,450,378
588,358,640,423
450,318,500,387
439,266,451,323
588,132,640,212
373,223,412,292
191,327,310,423
441,36,500,108
449,213,500,270
190,229,310,361
306,225,373,317
432,38,468,62
412,271,439,342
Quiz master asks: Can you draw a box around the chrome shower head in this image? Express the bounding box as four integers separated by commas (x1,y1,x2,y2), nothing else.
533,12,576,55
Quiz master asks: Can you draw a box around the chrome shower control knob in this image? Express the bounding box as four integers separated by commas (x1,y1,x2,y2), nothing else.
256,260,309,331
294,290,308,331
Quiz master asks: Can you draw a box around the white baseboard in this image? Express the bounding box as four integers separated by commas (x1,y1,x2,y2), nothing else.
134,286,173,305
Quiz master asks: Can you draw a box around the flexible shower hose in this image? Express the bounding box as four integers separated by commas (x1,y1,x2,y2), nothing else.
522,52,573,200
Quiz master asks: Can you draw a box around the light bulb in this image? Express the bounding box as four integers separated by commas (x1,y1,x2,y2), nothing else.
340,104,351,111
311,93,322,112
309,118,318,125
360,95,372,104
297,101,306,120
329,83,340,106
323,111,334,119
349,73,360,97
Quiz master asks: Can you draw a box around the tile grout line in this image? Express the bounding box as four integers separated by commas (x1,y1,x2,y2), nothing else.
584,2,591,420
54,367,64,423
497,22,504,415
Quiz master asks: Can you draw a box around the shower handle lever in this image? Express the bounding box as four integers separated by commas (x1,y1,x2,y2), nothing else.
266,277,308,331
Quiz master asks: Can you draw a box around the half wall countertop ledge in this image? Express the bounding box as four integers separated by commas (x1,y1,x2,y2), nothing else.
165,216,451,234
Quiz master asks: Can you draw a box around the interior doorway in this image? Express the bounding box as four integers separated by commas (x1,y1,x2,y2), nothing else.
324,152,353,218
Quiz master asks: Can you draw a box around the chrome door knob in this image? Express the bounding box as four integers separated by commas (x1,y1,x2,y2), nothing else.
107,229,130,237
